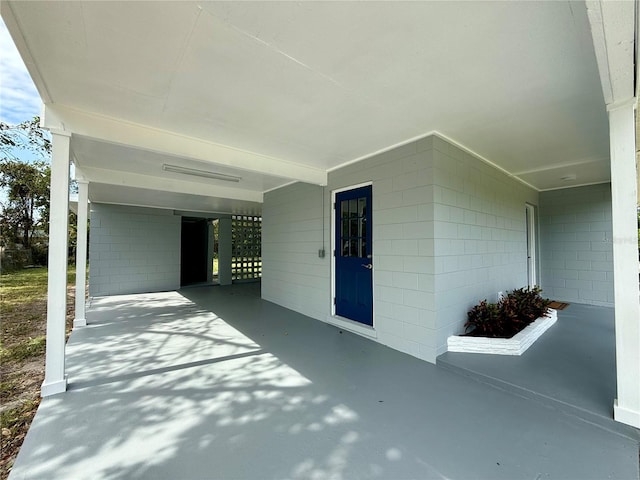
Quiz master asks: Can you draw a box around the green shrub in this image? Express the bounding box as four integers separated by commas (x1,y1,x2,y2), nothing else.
0,248,31,272
30,243,48,266
506,286,550,323
465,300,502,337
465,287,551,338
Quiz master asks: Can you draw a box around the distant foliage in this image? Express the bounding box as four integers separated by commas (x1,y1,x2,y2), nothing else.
1,117,51,269
1,117,84,271
0,160,50,250
0,117,51,160
465,287,551,339
0,159,51,271
0,248,33,273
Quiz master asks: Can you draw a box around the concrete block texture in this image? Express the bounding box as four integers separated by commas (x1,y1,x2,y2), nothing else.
430,139,538,355
262,183,330,322
540,184,614,306
262,134,538,364
89,203,181,296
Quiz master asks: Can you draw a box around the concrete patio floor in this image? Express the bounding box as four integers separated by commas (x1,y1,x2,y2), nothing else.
10,284,640,480
438,303,639,437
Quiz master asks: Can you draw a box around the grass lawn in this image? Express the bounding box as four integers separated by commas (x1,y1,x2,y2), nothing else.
0,266,77,480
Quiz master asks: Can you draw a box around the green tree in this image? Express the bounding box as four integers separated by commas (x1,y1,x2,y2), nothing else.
0,160,50,248
0,117,51,160
0,117,51,250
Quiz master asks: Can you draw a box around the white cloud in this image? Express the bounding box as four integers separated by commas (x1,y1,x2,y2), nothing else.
0,18,42,125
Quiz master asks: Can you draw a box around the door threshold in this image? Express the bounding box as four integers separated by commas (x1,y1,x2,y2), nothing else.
325,315,377,339
180,281,219,289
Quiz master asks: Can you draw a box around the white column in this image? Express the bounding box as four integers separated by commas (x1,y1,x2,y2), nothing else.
73,180,89,328
218,217,233,286
41,131,71,397
608,99,640,429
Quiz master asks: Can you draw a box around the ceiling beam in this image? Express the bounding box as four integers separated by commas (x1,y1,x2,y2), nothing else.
586,0,636,106
78,165,263,203
42,104,328,186
512,157,609,176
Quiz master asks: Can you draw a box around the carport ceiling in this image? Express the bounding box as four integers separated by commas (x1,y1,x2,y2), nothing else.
4,1,609,199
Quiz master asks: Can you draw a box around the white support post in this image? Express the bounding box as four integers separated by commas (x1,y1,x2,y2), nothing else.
41,131,71,397
73,180,89,328
218,218,233,286
608,99,640,429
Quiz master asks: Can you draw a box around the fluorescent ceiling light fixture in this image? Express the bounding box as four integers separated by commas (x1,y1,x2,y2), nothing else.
162,164,241,182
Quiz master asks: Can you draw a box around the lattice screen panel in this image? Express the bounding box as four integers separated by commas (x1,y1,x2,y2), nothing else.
231,215,262,281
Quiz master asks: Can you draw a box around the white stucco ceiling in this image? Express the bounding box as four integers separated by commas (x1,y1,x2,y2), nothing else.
1,1,618,213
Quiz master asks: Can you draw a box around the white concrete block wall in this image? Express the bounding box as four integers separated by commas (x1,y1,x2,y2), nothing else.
89,203,181,296
262,183,330,321
262,134,538,363
539,184,614,306
328,137,437,362
431,138,538,355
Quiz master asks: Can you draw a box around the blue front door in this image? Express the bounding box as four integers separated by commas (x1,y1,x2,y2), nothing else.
335,185,373,326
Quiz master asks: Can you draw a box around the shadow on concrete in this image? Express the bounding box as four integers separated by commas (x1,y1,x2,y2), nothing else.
9,285,640,480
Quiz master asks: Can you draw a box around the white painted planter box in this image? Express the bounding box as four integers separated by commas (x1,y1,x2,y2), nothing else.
447,309,557,355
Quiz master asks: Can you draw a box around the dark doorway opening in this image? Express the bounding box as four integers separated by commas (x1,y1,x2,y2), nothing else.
181,217,208,286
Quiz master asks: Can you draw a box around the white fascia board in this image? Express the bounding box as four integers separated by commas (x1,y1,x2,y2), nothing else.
42,104,328,186
586,0,635,106
79,165,263,203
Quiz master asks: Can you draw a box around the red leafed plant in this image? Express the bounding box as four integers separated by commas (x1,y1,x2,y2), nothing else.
464,287,551,339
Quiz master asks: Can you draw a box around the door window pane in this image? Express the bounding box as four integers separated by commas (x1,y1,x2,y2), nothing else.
339,194,368,258
349,199,357,218
350,218,358,236
350,239,358,257
341,200,349,219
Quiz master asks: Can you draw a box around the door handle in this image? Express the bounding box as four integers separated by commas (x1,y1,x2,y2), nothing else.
361,264,373,270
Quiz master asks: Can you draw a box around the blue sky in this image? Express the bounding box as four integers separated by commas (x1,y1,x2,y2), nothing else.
1,18,42,125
